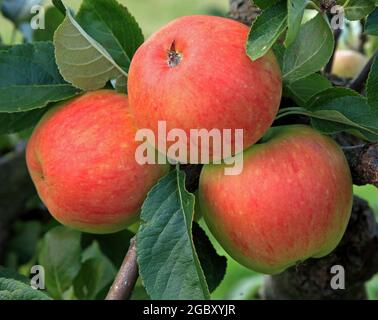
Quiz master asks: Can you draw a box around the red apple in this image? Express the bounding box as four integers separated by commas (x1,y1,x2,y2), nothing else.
199,125,353,274
128,15,282,163
332,49,368,79
26,91,169,234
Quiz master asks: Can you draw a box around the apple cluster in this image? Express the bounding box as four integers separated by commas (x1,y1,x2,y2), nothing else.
26,15,353,274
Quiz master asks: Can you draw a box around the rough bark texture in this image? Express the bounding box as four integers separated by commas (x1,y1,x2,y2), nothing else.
229,0,261,25
335,133,378,188
344,143,378,188
230,0,378,300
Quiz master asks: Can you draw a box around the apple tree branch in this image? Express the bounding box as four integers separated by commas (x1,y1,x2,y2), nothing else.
106,236,139,300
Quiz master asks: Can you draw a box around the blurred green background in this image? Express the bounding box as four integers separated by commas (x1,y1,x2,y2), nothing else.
1,0,378,300
0,0,229,42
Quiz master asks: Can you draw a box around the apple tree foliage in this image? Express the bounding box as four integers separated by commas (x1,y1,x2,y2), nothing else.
0,0,378,299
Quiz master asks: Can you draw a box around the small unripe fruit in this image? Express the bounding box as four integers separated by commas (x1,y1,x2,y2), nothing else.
332,49,368,79
199,125,353,274
26,91,169,234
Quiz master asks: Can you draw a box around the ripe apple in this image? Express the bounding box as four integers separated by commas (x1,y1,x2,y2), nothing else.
199,125,353,274
26,91,170,234
128,15,282,163
332,49,368,79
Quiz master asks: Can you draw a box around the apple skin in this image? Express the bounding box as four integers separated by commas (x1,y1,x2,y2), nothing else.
26,91,170,234
128,15,282,163
332,49,368,79
199,125,353,274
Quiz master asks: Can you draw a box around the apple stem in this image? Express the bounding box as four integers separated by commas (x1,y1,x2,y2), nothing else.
105,236,138,300
167,40,182,68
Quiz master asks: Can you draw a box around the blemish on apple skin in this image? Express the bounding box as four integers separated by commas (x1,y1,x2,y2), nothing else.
167,40,183,68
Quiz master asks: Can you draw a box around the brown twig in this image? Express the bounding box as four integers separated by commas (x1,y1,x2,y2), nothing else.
229,0,260,26
324,28,342,75
106,237,139,300
358,19,368,54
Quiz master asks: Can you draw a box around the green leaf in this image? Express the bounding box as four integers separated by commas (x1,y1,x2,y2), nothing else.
254,0,281,9
285,0,308,47
283,13,334,83
367,55,378,107
272,43,285,69
131,281,150,300
33,6,65,42
0,266,51,300
0,277,51,300
7,221,42,265
73,259,115,300
137,169,210,300
38,226,82,299
53,8,127,91
193,222,227,293
115,75,127,94
343,0,375,21
246,2,287,61
0,37,11,51
73,242,116,300
52,0,66,15
308,87,360,106
0,266,29,284
310,96,378,131
279,85,378,141
76,0,144,74
0,42,80,113
365,8,378,36
226,275,264,300
367,274,378,300
285,73,332,106
282,96,378,141
0,108,47,134
82,229,135,268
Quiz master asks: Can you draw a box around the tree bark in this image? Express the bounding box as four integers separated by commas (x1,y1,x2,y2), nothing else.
106,237,138,300
343,143,378,188
229,0,261,26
